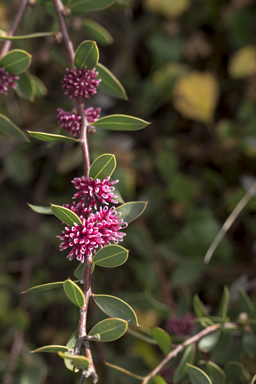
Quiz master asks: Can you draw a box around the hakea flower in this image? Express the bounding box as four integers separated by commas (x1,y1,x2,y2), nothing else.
72,176,119,209
58,206,127,262
0,67,19,95
166,313,194,337
62,66,101,101
57,107,101,137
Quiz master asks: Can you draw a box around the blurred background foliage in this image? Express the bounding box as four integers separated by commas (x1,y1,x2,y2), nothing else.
2,0,256,383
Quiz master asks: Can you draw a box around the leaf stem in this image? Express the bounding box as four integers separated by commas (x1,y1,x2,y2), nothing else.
0,0,29,58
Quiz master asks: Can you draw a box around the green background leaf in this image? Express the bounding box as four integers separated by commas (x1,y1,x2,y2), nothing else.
28,131,79,142
93,245,129,268
96,63,128,100
88,318,128,342
89,153,116,180
154,376,168,384
116,201,147,223
0,49,31,74
23,282,63,293
0,114,28,141
74,40,99,70
16,71,35,101
173,344,195,383
92,114,150,131
187,364,212,384
0,31,56,40
93,294,138,325
58,352,90,370
31,345,69,353
69,0,116,13
151,327,171,355
63,279,85,308
28,204,52,215
83,19,113,46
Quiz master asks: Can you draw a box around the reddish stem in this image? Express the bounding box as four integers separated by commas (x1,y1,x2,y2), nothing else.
0,0,29,58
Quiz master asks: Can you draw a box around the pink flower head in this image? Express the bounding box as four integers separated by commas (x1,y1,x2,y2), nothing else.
0,67,19,95
57,107,101,137
58,206,127,262
166,313,194,337
62,67,101,101
72,176,119,209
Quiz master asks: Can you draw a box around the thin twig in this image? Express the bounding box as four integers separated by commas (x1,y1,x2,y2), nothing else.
142,323,221,384
0,0,29,58
204,181,256,264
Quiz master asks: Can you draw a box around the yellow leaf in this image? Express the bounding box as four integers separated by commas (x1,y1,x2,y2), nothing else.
173,71,219,123
143,0,191,19
228,45,256,78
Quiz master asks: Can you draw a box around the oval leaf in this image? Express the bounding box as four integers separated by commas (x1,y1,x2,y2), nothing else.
219,286,229,319
83,19,113,46
252,375,256,384
63,279,85,308
151,327,171,355
31,345,69,353
28,204,52,215
74,40,99,70
31,75,48,97
0,31,57,40
51,204,82,226
0,114,28,141
88,318,128,342
74,263,86,280
64,330,79,372
93,245,128,268
243,332,256,357
23,281,63,293
206,362,226,384
187,364,212,384
93,294,138,326
173,344,195,383
96,63,128,100
28,131,79,142
89,153,116,180
69,0,116,13
92,114,150,131
198,330,221,353
0,49,31,74
58,352,90,370
16,71,35,101
154,376,168,384
238,288,255,314
116,201,147,223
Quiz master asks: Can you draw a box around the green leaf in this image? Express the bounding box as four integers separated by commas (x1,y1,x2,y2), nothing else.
0,31,57,40
69,0,116,13
58,352,90,370
224,361,250,382
92,114,150,131
173,344,195,383
28,131,79,142
51,204,82,226
0,114,28,141
193,295,202,317
198,330,221,353
30,75,48,97
88,318,128,342
96,63,128,100
154,376,168,384
31,345,69,353
22,281,63,293
89,153,116,180
74,263,86,280
104,361,144,380
238,288,254,314
243,332,256,357
64,330,79,372
83,19,113,46
27,204,52,215
187,364,212,384
74,40,99,70
116,201,147,223
251,374,256,384
16,71,35,101
63,279,85,308
219,286,229,319
205,362,226,384
93,245,129,268
93,294,138,326
0,49,31,74
151,327,171,355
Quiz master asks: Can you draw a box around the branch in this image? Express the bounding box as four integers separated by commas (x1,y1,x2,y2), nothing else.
142,323,221,384
0,0,29,58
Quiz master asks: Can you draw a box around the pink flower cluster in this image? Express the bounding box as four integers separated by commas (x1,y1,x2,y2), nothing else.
62,67,101,101
166,313,194,337
57,107,101,137
59,176,126,263
0,67,19,95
